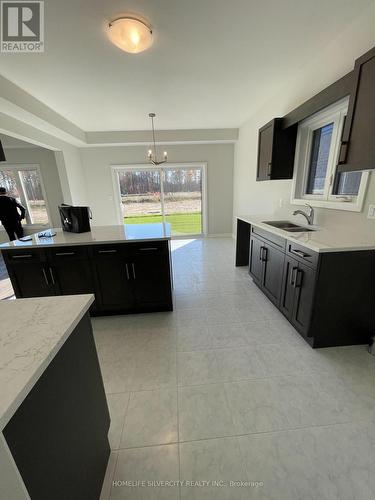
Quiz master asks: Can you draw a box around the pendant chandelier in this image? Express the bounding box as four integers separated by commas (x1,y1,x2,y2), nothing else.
147,113,168,165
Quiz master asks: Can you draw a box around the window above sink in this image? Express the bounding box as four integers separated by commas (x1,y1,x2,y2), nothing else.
291,98,370,212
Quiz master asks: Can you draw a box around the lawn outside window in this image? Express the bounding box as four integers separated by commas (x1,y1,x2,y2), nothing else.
111,163,207,237
291,97,369,212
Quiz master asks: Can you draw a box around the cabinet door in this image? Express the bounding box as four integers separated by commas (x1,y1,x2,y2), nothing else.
280,256,298,320
257,119,297,181
291,262,316,337
93,249,135,312
257,121,274,180
132,253,172,310
48,248,97,308
338,47,375,172
249,236,263,286
261,244,285,306
8,261,54,298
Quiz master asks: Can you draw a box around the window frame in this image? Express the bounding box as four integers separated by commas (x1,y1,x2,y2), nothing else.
111,162,208,237
291,98,370,212
0,164,51,227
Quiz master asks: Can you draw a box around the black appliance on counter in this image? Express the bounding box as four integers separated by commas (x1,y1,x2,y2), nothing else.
59,204,92,233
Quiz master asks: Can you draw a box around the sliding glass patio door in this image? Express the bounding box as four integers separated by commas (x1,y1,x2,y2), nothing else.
115,165,204,236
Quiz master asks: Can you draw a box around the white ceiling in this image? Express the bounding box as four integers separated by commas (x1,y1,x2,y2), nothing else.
0,0,372,132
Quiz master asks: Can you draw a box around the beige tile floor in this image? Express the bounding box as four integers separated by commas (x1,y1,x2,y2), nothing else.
94,237,375,500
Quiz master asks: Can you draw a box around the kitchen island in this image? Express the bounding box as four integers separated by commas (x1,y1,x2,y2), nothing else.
0,223,173,315
0,294,110,500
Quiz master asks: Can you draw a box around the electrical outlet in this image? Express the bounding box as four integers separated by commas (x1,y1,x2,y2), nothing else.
367,204,375,219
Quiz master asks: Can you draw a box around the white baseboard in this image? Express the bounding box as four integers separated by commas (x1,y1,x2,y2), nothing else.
170,233,232,240
206,233,232,238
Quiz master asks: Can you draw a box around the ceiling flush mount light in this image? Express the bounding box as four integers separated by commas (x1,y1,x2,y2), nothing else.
107,17,153,54
147,113,167,166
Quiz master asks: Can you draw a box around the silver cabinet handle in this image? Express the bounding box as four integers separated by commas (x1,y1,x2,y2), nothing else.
125,263,130,280
261,247,268,262
259,246,263,261
13,254,32,259
290,249,310,259
98,249,117,254
49,267,55,285
289,266,298,286
295,269,304,288
55,252,75,256
42,268,49,286
267,162,272,176
132,263,136,280
139,247,158,251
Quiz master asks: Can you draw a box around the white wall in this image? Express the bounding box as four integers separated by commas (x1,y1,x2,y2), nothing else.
54,147,88,206
1,147,64,227
233,1,375,232
0,113,88,210
80,143,234,234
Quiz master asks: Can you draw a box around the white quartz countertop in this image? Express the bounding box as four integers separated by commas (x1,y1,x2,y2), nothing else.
238,215,375,253
0,294,94,430
0,223,171,249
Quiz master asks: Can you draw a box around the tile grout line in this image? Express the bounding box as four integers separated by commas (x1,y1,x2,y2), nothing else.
116,391,132,459
109,416,363,453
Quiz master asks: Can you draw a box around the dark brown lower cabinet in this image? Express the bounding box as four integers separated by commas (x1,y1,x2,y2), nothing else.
133,252,173,310
1,240,173,315
249,235,284,306
92,248,135,312
261,244,285,306
244,221,375,347
249,236,263,286
8,260,55,298
4,313,110,500
280,256,316,340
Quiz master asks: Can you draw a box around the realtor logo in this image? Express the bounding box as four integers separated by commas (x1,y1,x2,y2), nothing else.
1,1,44,52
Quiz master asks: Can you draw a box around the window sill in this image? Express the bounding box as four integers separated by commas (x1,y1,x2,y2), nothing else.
291,197,363,212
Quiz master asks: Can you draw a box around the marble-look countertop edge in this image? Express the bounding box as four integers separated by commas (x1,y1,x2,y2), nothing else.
0,224,171,250
237,215,375,253
0,236,171,250
0,294,94,431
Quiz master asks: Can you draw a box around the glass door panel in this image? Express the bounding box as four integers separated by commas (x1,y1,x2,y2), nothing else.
0,169,31,224
117,169,162,224
163,168,203,236
19,169,48,224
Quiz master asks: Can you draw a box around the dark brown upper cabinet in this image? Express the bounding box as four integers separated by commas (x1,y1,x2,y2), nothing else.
337,46,375,172
256,118,297,181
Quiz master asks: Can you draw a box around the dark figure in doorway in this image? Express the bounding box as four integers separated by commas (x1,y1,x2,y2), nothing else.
0,187,26,241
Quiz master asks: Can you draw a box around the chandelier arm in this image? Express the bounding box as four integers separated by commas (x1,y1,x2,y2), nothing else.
151,115,158,162
147,113,166,165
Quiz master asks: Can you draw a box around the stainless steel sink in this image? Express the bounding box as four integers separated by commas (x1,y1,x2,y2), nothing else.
263,220,316,232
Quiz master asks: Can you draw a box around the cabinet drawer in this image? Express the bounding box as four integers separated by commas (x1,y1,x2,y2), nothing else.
91,241,168,257
286,241,319,269
2,248,46,263
91,244,123,256
49,246,89,259
124,241,168,256
251,226,286,251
